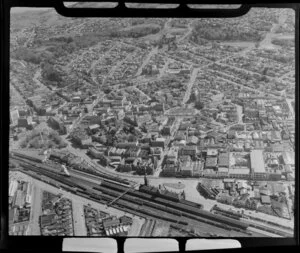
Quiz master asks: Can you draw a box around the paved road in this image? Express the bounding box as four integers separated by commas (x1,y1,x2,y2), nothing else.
128,217,145,236
177,19,195,43
135,47,158,77
29,184,42,235
131,86,151,101
72,200,87,236
182,67,200,104
90,43,118,85
107,50,135,79
158,58,171,79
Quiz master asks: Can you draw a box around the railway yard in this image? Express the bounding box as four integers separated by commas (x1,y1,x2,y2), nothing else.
9,151,294,237
9,7,295,238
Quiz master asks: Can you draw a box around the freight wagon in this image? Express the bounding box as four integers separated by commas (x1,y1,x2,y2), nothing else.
95,182,248,230
179,199,202,209
76,190,91,199
212,206,242,219
139,185,180,202
142,200,182,217
11,151,44,163
145,194,248,230
89,193,102,201
72,166,131,187
60,184,77,194
212,211,241,221
178,221,188,226
185,208,248,231
135,206,179,224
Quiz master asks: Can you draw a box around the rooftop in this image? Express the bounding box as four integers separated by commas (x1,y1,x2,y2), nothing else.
250,150,265,173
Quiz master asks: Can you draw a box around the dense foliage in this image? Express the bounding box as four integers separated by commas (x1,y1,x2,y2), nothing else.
13,47,43,64
191,24,263,43
20,129,67,149
271,38,294,48
110,26,160,38
41,62,62,83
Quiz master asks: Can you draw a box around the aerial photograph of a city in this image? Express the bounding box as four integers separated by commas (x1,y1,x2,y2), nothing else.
9,4,295,237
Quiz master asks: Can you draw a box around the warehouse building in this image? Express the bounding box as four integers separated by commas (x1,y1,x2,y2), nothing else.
217,167,229,177
218,152,230,168
228,168,250,179
10,109,20,125
14,190,25,208
250,150,267,180
179,146,197,156
282,151,294,165
9,180,18,197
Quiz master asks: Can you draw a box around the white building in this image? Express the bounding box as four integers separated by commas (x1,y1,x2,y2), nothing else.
250,150,267,180
9,180,18,197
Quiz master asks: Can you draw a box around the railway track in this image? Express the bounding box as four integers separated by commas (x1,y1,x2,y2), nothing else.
11,157,256,236
10,155,131,188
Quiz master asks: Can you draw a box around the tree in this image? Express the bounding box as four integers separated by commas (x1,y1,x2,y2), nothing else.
195,101,204,110
262,67,268,76
42,63,62,82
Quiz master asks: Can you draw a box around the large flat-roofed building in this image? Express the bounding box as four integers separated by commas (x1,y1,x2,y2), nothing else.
250,150,267,180
10,109,20,125
217,167,229,177
282,151,294,165
179,146,197,156
228,168,250,179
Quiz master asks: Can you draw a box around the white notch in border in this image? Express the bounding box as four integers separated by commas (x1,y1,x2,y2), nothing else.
124,239,179,253
62,238,117,253
186,239,241,251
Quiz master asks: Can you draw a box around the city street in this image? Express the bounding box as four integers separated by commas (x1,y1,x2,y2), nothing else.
29,184,42,235
72,200,87,236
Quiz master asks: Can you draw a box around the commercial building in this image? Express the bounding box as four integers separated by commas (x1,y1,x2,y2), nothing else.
9,180,18,197
282,151,294,165
18,117,32,128
228,168,250,179
10,109,20,125
179,146,197,156
88,124,101,134
150,138,166,148
88,147,103,159
207,148,218,157
47,116,67,135
179,156,193,177
250,150,267,180
217,167,229,177
163,164,178,177
25,183,32,205
14,190,25,208
161,117,176,136
205,157,218,169
218,152,229,167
